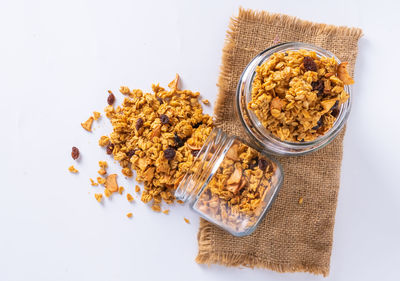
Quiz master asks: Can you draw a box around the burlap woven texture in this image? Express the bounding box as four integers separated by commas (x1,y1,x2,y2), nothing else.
196,8,362,276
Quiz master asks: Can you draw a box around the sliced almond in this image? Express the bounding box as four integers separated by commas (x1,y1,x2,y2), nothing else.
187,143,201,151
270,97,287,111
225,144,239,161
227,166,242,185
143,167,155,182
226,183,240,194
105,174,118,193
321,99,337,113
81,116,94,132
337,62,354,85
150,125,161,138
168,74,180,92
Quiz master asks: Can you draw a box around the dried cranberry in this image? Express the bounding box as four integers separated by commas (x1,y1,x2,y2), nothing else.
106,143,114,155
107,93,115,105
160,114,169,125
258,158,268,171
174,133,185,148
303,56,317,72
311,80,324,97
193,122,203,129
135,118,144,130
71,146,80,160
126,149,137,158
164,147,176,160
248,157,259,169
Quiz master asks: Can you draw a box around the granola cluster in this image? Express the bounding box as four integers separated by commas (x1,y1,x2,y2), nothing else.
194,141,275,232
248,49,354,142
100,75,213,210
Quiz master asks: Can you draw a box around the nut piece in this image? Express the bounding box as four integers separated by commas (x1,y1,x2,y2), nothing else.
121,168,133,177
81,116,94,132
105,174,118,193
71,147,80,160
270,97,287,111
168,74,180,92
225,144,239,161
68,165,78,173
142,167,155,182
337,62,354,85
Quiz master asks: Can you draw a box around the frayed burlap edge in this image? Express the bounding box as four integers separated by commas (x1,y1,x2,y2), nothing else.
196,8,362,277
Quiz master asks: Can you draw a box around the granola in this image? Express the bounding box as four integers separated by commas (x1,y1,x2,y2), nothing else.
248,49,353,142
194,141,275,232
68,165,78,173
101,75,213,210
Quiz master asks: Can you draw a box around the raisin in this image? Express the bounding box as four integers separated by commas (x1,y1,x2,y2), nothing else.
303,56,317,72
300,139,305,142
284,52,288,56
191,150,199,157
160,114,169,125
164,147,176,160
126,149,137,158
107,93,115,105
258,158,268,171
193,122,203,129
136,118,144,131
106,143,114,155
157,97,163,104
311,80,324,97
248,157,259,169
71,146,80,160
312,118,323,130
174,133,185,148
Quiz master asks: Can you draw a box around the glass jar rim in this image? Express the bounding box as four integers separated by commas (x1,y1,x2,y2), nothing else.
235,42,352,156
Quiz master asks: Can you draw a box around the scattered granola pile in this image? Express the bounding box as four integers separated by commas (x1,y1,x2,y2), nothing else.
98,75,213,211
194,141,275,232
248,49,354,142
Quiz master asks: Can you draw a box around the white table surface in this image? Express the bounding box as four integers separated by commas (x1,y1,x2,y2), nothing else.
1,0,400,280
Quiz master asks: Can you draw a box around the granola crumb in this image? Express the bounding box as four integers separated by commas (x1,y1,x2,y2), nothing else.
98,136,110,147
104,188,111,198
202,99,210,105
118,186,124,195
68,165,78,173
81,116,94,132
299,197,304,204
94,193,103,203
121,167,133,177
135,185,140,193
97,177,106,185
126,212,133,218
151,204,161,212
93,111,101,120
162,209,170,215
90,178,98,186
184,218,190,224
127,193,134,202
177,200,184,205
98,161,108,175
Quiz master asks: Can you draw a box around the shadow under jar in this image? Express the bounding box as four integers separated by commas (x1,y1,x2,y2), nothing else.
236,42,353,156
175,128,283,236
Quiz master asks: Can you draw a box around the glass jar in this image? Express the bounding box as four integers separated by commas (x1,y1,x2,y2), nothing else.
236,42,352,156
175,128,283,236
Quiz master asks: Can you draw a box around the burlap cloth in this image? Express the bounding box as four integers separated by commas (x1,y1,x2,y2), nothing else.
196,8,362,276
